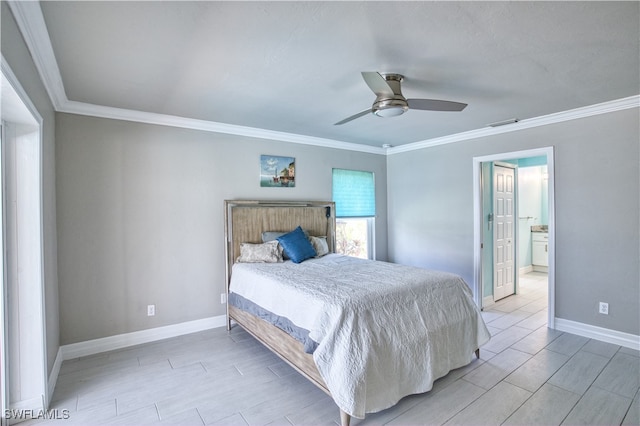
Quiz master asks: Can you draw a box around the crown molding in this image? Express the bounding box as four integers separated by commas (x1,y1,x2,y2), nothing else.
8,0,639,157
7,0,67,109
387,95,640,155
59,100,385,154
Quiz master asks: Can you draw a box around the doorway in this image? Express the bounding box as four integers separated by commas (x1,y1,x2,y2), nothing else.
1,59,48,418
473,147,555,329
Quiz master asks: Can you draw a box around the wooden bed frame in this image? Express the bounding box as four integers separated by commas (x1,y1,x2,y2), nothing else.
223,200,350,425
223,200,479,426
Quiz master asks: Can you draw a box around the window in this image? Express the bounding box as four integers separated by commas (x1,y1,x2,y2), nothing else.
332,169,375,259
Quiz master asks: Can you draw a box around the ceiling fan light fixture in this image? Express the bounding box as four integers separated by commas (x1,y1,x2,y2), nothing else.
373,98,409,118
375,105,407,118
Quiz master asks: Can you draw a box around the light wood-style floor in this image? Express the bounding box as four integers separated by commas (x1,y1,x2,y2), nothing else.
25,272,640,425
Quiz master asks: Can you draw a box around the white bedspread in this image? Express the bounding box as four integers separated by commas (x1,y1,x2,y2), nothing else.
230,254,490,418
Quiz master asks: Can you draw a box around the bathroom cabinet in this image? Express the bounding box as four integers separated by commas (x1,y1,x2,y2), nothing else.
532,232,549,271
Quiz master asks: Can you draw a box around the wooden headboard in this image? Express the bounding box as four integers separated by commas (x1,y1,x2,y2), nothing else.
224,200,336,286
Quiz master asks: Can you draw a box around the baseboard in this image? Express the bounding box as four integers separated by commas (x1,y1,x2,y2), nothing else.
554,318,640,350
47,347,63,403
482,295,495,309
519,265,533,275
6,396,44,425
60,315,227,361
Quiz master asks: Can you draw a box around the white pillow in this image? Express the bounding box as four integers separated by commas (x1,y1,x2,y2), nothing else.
236,240,283,263
309,236,329,257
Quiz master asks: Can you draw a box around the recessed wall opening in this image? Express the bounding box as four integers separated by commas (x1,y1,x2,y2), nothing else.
473,147,555,329
1,59,48,416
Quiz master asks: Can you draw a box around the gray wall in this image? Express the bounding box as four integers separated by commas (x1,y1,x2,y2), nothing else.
56,113,387,344
1,2,60,375
387,108,639,335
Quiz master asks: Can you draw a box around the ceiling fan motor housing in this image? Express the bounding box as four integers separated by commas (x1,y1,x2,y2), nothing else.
373,74,409,117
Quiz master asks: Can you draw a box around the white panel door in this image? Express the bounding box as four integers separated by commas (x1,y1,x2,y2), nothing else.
493,164,516,301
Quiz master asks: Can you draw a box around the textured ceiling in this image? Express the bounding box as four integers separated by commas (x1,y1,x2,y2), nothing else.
39,1,639,147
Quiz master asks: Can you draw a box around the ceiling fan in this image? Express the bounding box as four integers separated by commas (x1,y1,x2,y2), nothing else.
334,72,467,125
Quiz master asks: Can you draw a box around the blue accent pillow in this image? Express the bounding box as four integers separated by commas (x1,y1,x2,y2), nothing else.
277,226,317,263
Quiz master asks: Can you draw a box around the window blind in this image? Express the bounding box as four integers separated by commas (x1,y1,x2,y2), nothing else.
332,169,375,217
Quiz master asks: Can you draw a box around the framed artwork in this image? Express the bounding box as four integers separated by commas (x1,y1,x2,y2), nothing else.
260,155,295,187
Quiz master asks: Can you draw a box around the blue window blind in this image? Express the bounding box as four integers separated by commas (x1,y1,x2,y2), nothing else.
332,169,375,217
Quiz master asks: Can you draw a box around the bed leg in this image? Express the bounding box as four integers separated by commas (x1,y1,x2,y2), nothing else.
475,348,480,359
339,410,351,426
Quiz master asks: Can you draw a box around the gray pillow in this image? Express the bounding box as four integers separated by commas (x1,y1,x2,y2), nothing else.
309,236,329,257
236,240,283,263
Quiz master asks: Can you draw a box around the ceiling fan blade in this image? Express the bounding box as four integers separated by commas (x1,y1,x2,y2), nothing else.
361,72,394,97
407,98,467,112
334,109,371,125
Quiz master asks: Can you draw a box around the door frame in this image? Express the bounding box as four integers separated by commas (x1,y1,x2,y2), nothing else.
1,55,49,416
473,147,556,329
0,122,6,426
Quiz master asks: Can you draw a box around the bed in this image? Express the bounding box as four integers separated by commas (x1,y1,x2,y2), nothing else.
224,200,490,425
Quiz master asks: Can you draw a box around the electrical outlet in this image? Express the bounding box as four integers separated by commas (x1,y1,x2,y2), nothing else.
220,293,227,304
599,302,608,315
147,304,155,316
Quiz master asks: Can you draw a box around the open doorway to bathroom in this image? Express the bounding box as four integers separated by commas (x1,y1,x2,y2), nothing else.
473,147,555,329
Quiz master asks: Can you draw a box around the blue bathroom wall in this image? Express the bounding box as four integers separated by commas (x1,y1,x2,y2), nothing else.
517,155,547,168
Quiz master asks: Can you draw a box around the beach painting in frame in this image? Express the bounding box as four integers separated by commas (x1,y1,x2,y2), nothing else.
260,155,296,187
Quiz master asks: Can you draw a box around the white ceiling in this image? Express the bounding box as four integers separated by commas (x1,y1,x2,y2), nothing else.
29,1,640,148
